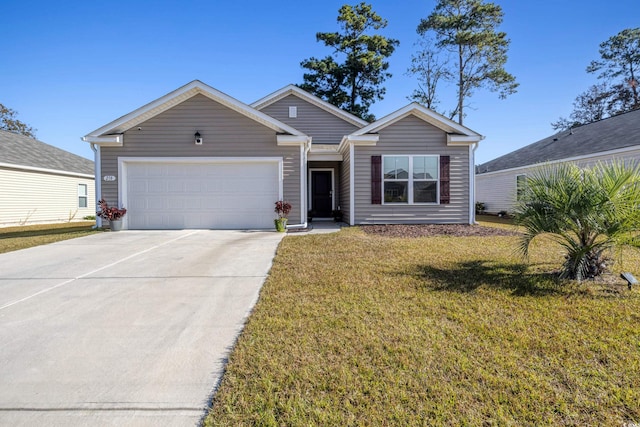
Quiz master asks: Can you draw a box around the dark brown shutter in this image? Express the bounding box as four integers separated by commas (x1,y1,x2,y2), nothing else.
440,155,450,204
371,155,382,204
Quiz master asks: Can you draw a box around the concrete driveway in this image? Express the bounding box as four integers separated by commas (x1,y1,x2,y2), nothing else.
0,230,284,426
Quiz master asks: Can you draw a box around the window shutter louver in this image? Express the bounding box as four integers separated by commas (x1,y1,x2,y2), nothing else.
371,156,382,204
440,155,450,204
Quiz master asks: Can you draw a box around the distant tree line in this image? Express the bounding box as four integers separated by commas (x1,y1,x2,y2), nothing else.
552,28,640,131
0,103,36,138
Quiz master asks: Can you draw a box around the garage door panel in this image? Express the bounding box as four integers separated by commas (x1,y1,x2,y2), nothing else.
129,180,148,193
147,181,165,193
126,161,280,229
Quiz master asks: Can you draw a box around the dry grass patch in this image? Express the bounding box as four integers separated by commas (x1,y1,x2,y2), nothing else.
206,227,640,426
0,221,98,253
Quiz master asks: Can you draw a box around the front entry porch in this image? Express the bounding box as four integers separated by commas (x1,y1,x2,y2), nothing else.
308,161,340,219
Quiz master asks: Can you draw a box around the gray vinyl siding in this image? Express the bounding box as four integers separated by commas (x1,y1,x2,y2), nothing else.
339,143,351,224
476,147,640,214
99,94,302,224
260,95,360,144
354,115,471,224
0,167,95,227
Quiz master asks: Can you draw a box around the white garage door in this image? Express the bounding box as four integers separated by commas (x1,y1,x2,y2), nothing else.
124,160,280,229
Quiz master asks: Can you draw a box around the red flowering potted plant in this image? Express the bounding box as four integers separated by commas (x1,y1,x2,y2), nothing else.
274,200,292,232
97,199,127,231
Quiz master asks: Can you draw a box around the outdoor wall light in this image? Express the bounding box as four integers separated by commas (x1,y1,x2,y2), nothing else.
194,131,203,145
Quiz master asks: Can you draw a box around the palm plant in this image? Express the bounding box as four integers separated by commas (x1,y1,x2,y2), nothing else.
514,161,640,281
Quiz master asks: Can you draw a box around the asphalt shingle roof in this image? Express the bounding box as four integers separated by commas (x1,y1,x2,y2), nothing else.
477,109,640,174
0,130,94,175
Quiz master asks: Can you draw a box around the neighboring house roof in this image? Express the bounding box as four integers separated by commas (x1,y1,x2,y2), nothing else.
347,102,483,145
83,80,307,145
251,84,369,128
477,108,640,174
0,129,94,176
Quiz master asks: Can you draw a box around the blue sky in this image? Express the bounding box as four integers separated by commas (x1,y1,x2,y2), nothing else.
1,0,637,164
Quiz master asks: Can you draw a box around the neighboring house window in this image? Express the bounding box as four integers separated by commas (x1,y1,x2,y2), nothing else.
383,155,439,204
516,174,527,201
78,184,88,208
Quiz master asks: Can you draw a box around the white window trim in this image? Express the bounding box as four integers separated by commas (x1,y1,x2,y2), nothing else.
382,155,440,205
78,184,88,208
516,174,527,201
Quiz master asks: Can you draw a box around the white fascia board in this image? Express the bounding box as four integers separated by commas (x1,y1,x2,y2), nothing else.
251,85,295,109
82,135,123,146
84,80,306,140
251,84,369,128
277,135,309,146
447,134,483,145
84,81,205,138
353,103,482,138
310,143,340,150
309,144,343,161
0,162,95,179
338,134,378,151
308,153,343,161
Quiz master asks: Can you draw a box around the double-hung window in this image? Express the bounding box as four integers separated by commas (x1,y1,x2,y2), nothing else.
383,155,439,204
516,174,527,201
78,184,88,208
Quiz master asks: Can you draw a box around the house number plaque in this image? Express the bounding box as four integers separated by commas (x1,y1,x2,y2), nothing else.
103,175,116,181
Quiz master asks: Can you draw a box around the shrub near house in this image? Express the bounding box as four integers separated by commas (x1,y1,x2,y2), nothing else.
515,161,640,280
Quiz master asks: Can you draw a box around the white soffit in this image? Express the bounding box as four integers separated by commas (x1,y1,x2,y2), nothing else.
82,135,123,146
447,134,483,145
276,135,309,146
309,144,343,161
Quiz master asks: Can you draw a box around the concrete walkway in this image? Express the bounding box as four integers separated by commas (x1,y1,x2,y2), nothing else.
286,221,345,235
0,230,284,426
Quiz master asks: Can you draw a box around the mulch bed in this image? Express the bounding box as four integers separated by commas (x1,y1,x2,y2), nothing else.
361,224,521,238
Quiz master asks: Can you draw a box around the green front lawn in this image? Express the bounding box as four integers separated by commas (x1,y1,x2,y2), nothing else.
206,227,640,426
0,221,99,254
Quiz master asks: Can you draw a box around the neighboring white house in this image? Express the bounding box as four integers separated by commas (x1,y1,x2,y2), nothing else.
476,109,640,214
0,130,95,227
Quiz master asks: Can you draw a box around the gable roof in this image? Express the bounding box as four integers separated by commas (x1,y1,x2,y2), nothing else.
0,130,94,177
83,80,307,145
477,108,640,174
349,102,483,144
251,84,369,128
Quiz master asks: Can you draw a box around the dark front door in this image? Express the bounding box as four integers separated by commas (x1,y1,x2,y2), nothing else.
311,171,333,217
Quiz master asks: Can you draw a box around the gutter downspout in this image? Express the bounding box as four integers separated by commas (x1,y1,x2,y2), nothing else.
90,143,102,229
286,137,312,230
470,138,483,225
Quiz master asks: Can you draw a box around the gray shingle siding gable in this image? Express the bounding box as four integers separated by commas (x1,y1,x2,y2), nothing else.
477,109,640,174
258,94,361,145
0,130,94,175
